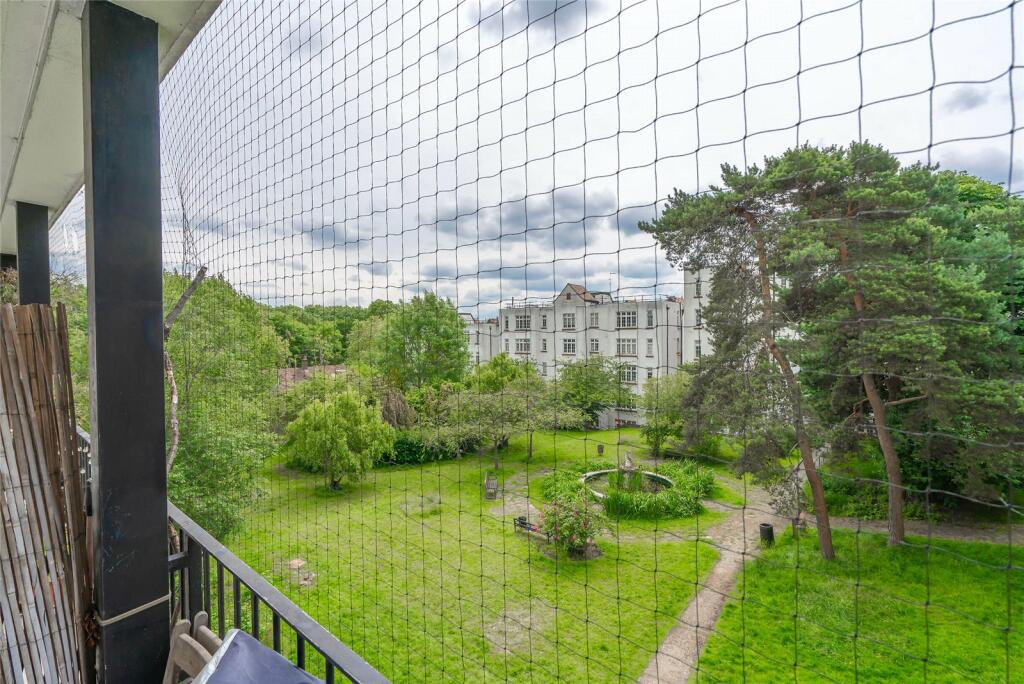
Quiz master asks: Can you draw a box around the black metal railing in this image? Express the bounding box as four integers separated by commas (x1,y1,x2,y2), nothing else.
75,427,93,517
168,503,387,683
75,430,387,683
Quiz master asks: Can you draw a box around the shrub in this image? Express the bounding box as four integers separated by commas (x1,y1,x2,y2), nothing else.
540,463,615,502
540,489,606,553
602,461,714,519
374,430,479,466
270,371,355,432
542,460,714,520
284,391,394,488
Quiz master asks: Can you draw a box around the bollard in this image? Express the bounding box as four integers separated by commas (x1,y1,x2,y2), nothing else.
759,522,775,547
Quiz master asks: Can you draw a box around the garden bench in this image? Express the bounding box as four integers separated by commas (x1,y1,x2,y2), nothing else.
513,516,550,541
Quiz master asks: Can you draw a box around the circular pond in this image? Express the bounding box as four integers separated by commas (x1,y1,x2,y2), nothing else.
580,469,674,500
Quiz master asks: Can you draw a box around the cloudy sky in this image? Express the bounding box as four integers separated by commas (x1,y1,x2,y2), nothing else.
50,0,1022,317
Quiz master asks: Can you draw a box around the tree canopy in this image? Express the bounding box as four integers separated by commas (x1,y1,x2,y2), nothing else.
285,390,395,489
557,357,624,426
377,292,470,389
642,142,1022,553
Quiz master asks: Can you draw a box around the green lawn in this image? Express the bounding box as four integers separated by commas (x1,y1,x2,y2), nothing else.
228,429,722,682
699,528,1023,683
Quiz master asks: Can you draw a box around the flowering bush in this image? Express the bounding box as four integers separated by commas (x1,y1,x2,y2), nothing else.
539,490,605,553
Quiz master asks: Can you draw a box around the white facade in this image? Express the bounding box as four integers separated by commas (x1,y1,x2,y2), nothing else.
681,268,713,364
461,278,713,425
460,313,500,366
497,284,685,410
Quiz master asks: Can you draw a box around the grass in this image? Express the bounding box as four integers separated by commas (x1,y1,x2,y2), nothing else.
228,428,726,682
699,528,1024,683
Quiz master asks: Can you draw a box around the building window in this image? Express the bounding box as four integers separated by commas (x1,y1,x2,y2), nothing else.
476,352,480,363
647,367,654,379
515,314,530,330
620,364,637,384
590,338,600,353
563,338,577,355
695,339,702,358
515,338,531,354
566,292,572,300
696,281,702,297
616,338,637,356
541,362,547,376
504,317,509,331
562,312,576,330
504,338,509,352
541,338,548,352
646,310,655,328
541,314,548,329
589,311,599,328
646,338,654,357
616,310,637,329
695,306,703,327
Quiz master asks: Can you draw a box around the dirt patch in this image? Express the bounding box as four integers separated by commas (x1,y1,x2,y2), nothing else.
272,557,317,588
400,494,442,517
489,491,541,521
485,600,555,654
568,542,602,560
501,468,552,494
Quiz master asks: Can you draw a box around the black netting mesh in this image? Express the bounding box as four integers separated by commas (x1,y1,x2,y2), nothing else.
50,0,1021,681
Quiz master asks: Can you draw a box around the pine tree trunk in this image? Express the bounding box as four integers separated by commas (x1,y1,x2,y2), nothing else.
771,343,835,560
748,223,835,559
861,373,905,544
835,235,905,545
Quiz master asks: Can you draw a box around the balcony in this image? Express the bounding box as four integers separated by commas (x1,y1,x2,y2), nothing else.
78,426,386,683
3,1,1021,683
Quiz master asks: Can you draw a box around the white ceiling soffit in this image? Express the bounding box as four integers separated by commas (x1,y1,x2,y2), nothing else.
0,0,220,255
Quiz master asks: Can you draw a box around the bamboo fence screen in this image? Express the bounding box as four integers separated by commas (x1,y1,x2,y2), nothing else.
1,304,92,683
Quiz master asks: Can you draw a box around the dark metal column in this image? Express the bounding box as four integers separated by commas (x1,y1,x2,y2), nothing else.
82,2,168,681
15,202,49,304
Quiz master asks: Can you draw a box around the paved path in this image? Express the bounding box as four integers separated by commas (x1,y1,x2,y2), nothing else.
640,472,1020,683
830,515,1019,544
639,485,789,684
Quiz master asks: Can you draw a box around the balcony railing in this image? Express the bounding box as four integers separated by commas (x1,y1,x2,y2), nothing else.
75,430,387,683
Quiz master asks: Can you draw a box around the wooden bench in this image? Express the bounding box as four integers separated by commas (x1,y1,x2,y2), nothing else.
513,516,550,540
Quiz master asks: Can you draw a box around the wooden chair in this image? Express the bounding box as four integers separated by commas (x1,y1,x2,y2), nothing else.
162,611,223,684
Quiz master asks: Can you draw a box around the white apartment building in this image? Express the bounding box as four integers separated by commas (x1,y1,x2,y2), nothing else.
681,267,712,364
460,313,501,365
464,284,684,423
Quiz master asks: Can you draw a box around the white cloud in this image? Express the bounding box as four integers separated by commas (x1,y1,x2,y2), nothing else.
51,0,1022,317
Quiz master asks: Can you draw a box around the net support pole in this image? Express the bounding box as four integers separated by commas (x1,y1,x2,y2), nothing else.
82,1,168,680
15,202,49,305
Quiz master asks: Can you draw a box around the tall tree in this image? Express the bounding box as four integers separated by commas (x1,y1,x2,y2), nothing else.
641,164,837,559
557,357,623,427
767,144,1021,542
640,369,692,457
285,390,395,489
377,292,470,389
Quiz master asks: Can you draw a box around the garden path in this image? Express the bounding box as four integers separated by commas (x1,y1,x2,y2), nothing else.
640,466,1019,682
830,516,1019,544
638,481,789,683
